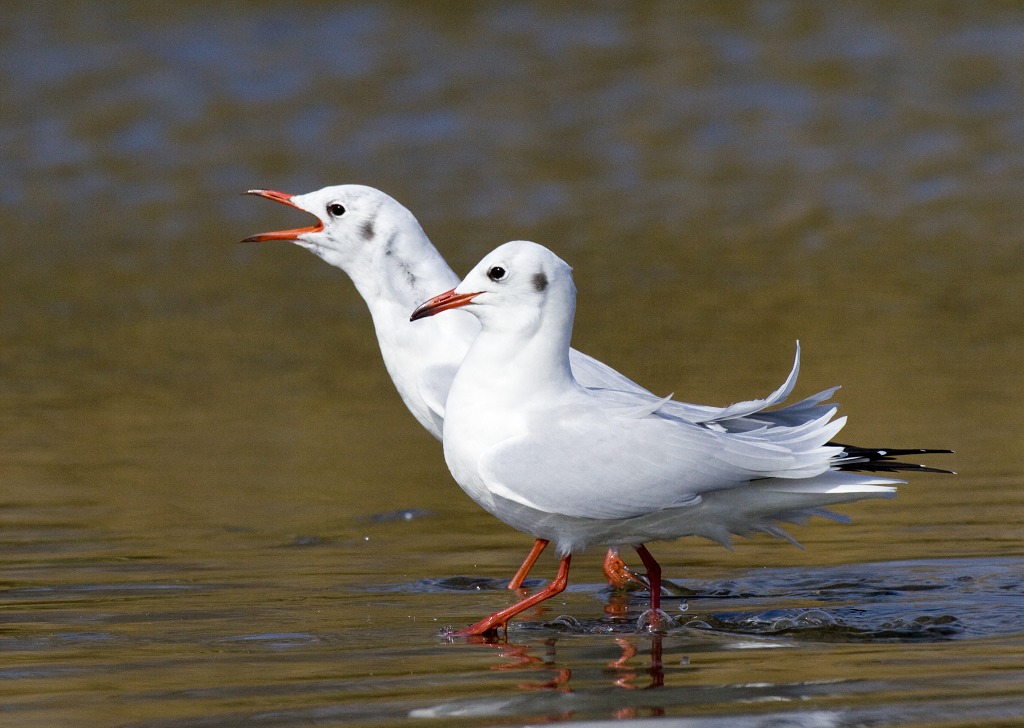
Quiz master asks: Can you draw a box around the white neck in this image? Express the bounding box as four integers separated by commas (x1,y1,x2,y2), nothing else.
349,229,478,437
454,294,577,408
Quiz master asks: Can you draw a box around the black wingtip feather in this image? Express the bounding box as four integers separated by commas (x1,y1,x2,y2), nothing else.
829,442,955,475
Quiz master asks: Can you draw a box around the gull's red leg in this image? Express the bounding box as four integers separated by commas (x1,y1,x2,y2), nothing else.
507,538,549,589
634,544,662,613
603,547,650,590
455,554,572,637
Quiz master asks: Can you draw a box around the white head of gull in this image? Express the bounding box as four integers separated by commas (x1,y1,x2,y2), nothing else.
243,185,474,437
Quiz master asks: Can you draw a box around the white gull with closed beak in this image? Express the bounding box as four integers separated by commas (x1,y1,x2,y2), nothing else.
411,240,951,637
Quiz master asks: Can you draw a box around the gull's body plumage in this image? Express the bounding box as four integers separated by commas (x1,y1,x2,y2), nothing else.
427,242,897,556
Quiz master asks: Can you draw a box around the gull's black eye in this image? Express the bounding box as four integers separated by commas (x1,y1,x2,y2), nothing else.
487,265,508,282
327,203,347,217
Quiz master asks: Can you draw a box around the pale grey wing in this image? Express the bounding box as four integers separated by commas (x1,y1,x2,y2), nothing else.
570,341,838,429
569,348,765,424
477,414,719,520
655,342,840,429
568,347,657,393
723,386,840,430
476,403,847,520
569,349,715,422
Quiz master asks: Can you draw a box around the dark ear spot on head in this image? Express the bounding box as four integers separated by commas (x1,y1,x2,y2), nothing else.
360,218,375,241
532,271,548,293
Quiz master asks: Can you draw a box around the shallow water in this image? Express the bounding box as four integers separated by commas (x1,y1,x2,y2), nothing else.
1,2,1023,727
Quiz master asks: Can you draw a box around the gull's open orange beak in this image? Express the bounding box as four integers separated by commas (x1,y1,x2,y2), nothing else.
410,288,481,321
240,189,324,242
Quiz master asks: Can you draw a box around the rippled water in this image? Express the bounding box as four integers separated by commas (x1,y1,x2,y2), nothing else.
1,2,1022,727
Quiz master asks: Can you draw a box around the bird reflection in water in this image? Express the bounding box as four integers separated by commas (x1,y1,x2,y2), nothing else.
471,631,668,694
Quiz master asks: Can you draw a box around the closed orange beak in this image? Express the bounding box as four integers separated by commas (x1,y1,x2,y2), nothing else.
410,288,481,321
